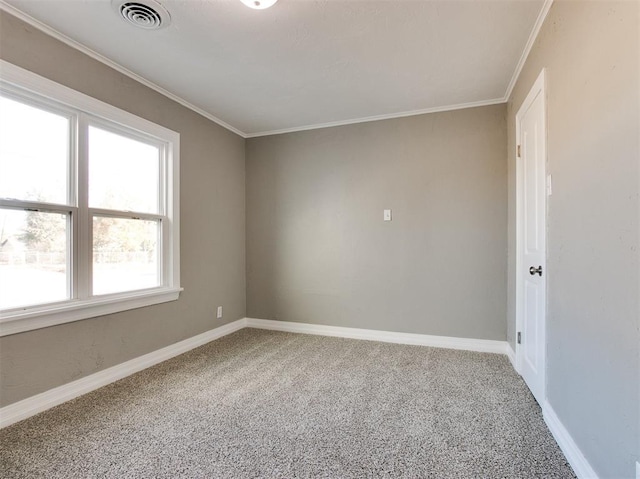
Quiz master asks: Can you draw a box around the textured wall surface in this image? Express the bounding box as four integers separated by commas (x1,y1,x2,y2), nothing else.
247,105,507,340
506,1,639,477
2,3,638,476
0,12,246,407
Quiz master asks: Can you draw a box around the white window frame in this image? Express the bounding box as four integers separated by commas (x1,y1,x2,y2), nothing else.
0,60,181,337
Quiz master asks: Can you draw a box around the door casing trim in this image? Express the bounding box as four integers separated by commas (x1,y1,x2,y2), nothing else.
514,68,548,403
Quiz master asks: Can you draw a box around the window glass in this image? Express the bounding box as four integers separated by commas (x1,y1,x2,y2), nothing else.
92,216,160,295
88,126,160,214
0,64,180,333
0,208,69,309
0,95,69,205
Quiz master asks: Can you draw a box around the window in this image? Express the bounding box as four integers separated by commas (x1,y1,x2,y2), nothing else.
0,61,180,336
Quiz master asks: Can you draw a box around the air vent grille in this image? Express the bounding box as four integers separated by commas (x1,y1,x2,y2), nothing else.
114,0,170,30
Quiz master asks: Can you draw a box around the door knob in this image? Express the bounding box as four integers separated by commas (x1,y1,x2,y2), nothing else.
529,266,543,276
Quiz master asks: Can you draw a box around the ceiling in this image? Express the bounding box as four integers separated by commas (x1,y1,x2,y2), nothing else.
1,0,547,137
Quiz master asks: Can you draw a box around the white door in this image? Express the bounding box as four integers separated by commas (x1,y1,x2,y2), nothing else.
516,70,547,406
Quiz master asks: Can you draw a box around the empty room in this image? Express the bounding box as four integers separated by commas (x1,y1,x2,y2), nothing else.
0,0,638,477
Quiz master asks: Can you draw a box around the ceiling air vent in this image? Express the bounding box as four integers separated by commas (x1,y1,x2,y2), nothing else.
113,0,170,30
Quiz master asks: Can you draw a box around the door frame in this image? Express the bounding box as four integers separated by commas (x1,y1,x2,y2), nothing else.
514,68,548,401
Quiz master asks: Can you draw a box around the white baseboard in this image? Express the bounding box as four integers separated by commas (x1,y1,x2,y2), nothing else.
506,343,517,371
543,401,599,479
0,318,247,429
245,318,508,354
506,344,595,478
1,317,510,429
2,315,599,479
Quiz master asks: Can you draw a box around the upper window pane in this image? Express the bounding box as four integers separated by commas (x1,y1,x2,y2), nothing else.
89,126,160,214
0,95,70,205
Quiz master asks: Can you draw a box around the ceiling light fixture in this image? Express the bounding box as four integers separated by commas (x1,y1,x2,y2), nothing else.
239,0,278,10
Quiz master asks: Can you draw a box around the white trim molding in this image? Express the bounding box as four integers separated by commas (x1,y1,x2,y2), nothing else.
506,343,517,371
514,67,547,396
503,0,554,101
1,317,514,428
246,318,508,354
0,318,247,429
0,0,554,139
245,98,506,138
0,60,182,337
0,0,245,138
0,288,182,337
543,401,599,479
0,316,596,479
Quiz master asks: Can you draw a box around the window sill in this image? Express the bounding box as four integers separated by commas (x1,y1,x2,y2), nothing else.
0,287,183,337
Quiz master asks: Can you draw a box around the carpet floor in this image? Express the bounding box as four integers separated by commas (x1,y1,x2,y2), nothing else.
1,328,575,478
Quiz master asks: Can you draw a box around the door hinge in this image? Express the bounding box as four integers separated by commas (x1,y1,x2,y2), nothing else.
517,332,522,344
517,145,521,158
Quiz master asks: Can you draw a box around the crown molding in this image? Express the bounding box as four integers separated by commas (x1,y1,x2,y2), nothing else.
1,0,553,139
245,97,506,138
242,0,552,138
503,0,554,102
0,0,247,138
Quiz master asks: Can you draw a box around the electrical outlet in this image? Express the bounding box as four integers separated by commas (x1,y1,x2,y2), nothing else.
216,306,223,319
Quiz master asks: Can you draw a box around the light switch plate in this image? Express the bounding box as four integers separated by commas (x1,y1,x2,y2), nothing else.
383,209,392,221
216,306,223,319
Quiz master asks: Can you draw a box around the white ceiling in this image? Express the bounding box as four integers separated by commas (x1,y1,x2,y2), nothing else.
2,0,547,137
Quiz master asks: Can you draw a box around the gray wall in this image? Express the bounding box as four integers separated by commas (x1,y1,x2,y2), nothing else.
3,3,638,476
506,1,639,477
247,105,507,340
0,12,246,407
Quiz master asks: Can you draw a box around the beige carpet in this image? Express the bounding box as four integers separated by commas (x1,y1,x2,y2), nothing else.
1,328,575,478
